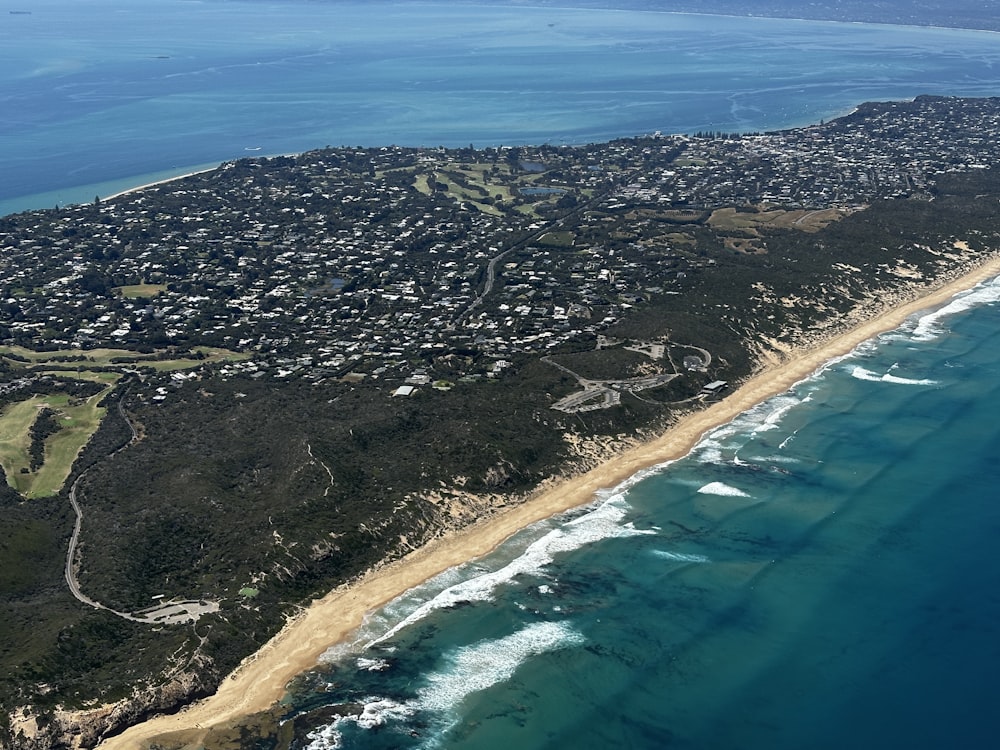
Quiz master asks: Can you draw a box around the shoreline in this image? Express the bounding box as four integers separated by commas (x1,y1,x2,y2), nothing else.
97,255,1000,749
101,168,220,203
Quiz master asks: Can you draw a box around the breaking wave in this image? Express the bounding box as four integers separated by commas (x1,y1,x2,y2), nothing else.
305,698,413,750
849,365,937,386
416,620,585,713
693,390,812,464
697,482,752,497
651,550,711,563
363,498,653,648
903,273,1000,342
307,622,584,749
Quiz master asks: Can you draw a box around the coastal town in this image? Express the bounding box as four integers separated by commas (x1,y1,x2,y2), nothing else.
1,96,999,403
6,95,1000,750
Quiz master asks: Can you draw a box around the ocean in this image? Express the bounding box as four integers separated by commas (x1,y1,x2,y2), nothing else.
283,275,1000,749
6,0,1000,215
7,2,1000,747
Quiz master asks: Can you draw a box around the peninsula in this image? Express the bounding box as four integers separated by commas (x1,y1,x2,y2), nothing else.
4,95,1000,749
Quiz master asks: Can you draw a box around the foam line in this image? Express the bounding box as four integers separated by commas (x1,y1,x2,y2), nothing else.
697,482,752,497
365,499,652,647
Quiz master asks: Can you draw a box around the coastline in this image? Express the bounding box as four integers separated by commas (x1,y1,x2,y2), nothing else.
101,168,220,203
96,252,1000,750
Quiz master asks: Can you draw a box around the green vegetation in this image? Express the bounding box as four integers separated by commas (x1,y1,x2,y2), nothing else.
114,283,167,299
0,399,40,484
708,205,853,233
549,347,666,380
537,230,575,247
3,98,1000,747
0,387,112,498
403,156,579,218
42,370,121,385
0,345,248,373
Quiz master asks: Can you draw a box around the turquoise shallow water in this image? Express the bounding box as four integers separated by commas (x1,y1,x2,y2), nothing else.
5,0,1000,214
9,3,1000,745
284,279,1000,749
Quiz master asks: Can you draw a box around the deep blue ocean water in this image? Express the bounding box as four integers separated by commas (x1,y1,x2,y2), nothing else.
7,2,1000,746
287,278,1000,749
6,0,1000,215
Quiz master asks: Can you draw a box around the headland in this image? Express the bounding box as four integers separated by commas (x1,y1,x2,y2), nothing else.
6,95,1000,749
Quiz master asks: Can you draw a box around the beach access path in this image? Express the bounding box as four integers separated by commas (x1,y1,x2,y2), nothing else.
96,253,1000,750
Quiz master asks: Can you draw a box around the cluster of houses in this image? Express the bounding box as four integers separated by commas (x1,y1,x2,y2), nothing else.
1,96,999,395
608,95,1000,209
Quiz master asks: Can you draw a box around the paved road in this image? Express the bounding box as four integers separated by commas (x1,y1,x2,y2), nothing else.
454,173,629,324
63,392,219,626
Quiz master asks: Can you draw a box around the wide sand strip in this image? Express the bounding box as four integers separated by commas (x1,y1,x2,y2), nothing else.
99,255,1000,750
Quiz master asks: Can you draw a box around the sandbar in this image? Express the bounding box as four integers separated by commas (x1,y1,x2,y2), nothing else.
98,253,1000,749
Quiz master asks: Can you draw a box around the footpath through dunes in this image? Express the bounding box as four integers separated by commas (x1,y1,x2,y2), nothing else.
96,253,1000,750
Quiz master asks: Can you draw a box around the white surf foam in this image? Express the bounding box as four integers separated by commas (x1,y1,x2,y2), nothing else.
353,698,413,729
311,621,584,748
745,453,801,465
651,549,710,563
356,657,391,672
778,432,797,450
304,723,343,750
849,365,937,386
882,373,938,386
365,498,652,648
904,274,1000,342
689,281,996,466
415,620,585,714
697,481,752,497
304,698,415,750
693,391,811,465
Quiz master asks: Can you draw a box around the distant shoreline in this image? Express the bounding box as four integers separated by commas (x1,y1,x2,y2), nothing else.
101,168,219,202
97,251,1000,749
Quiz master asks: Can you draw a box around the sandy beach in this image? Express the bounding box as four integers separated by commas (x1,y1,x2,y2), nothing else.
101,168,219,203
98,253,1000,750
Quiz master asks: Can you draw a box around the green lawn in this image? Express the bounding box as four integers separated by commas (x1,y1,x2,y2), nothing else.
1,344,249,371
537,230,576,247
0,398,41,490
0,389,112,498
0,344,250,497
29,390,110,497
414,173,433,195
115,283,168,298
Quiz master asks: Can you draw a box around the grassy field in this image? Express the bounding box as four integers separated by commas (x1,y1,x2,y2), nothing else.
413,173,432,196
0,398,41,489
537,230,576,247
708,206,854,232
0,387,112,497
42,370,122,385
427,171,504,216
0,387,111,498
30,390,109,497
0,343,250,498
115,283,168,298
0,345,249,372
411,160,570,219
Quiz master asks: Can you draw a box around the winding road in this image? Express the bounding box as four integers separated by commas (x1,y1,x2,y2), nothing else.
63,391,219,625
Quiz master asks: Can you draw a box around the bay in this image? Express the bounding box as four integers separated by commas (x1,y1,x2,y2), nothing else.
5,0,1000,215
285,276,1000,750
